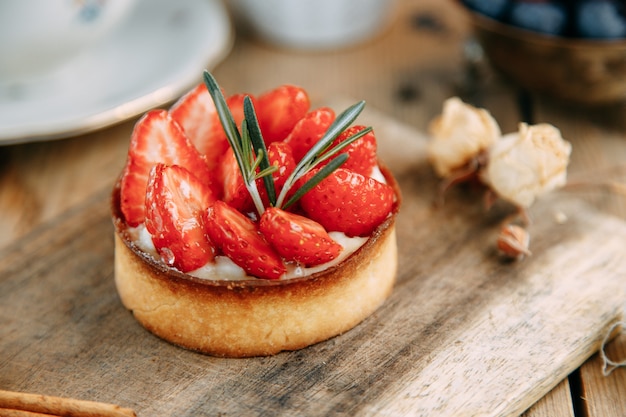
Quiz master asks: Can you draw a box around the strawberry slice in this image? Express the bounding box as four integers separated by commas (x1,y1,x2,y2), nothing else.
120,109,213,226
204,200,287,279
256,85,310,144
169,83,219,157
259,141,296,207
260,207,342,267
145,164,216,272
321,125,378,177
218,141,297,214
284,107,335,162
218,147,253,213
299,168,395,237
170,83,255,175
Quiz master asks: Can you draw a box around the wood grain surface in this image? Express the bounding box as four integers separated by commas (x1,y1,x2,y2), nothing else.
1,108,625,417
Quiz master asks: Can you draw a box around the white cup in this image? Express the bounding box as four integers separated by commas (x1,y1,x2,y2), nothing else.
231,0,397,50
0,0,136,84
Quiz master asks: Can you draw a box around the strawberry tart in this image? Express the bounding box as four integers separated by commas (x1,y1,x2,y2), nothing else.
112,71,401,357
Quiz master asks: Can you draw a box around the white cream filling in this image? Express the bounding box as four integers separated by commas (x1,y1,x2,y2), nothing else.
128,225,367,281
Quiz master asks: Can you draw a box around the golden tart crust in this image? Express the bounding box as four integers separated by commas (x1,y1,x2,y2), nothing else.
111,166,400,357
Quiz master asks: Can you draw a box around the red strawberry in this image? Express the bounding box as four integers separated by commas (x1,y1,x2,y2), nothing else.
169,83,219,157
259,141,296,206
170,83,255,175
145,164,217,272
321,125,378,177
284,107,335,162
204,201,286,279
120,109,213,226
256,85,310,144
299,168,395,237
218,141,297,214
218,147,254,213
260,207,342,266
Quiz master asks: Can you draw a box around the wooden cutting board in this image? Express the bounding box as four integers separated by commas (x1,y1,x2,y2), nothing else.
1,108,625,417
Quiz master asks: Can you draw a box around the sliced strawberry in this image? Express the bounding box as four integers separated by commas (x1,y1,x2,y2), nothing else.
260,207,342,267
145,164,216,272
258,141,296,207
284,107,335,162
120,109,213,226
218,141,297,214
170,84,256,175
169,83,219,157
204,201,286,279
256,85,310,144
299,168,395,237
321,125,378,177
218,147,255,213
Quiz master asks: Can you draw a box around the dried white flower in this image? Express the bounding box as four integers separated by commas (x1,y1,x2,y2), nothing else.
427,97,501,178
481,123,572,208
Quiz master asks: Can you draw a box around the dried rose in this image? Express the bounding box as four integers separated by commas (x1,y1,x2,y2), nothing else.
481,123,572,208
427,97,501,178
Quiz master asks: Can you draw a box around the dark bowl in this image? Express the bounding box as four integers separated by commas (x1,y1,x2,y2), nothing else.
460,5,626,105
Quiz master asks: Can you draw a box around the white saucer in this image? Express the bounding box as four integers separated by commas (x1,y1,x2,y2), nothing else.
0,0,233,145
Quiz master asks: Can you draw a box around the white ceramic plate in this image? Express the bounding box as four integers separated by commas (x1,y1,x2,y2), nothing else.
0,0,233,144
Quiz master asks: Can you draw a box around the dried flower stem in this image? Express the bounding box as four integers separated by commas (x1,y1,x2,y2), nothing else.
435,151,488,207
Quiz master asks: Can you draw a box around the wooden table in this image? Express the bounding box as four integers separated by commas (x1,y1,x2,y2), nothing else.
1,0,625,415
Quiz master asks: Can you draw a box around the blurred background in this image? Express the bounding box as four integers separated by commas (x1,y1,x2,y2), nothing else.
2,0,626,241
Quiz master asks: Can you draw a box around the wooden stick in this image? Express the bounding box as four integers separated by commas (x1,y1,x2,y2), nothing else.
0,390,136,417
0,407,56,416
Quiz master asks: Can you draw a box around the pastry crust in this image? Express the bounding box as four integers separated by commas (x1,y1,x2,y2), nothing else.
112,167,400,357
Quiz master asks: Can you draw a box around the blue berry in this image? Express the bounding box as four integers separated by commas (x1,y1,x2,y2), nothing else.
576,0,626,39
509,1,568,35
462,0,511,19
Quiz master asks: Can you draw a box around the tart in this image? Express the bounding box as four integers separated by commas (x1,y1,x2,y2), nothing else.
112,71,401,357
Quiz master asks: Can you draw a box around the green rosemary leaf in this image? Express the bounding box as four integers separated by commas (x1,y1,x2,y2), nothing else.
283,154,348,209
256,165,279,180
276,100,366,208
298,100,365,172
203,71,240,153
205,71,269,215
239,120,252,178
244,96,276,206
203,71,250,181
246,137,264,176
316,126,372,165
239,120,265,214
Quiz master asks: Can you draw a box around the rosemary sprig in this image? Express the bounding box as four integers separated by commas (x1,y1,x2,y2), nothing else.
203,71,276,214
243,96,277,206
276,102,372,209
203,70,371,215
